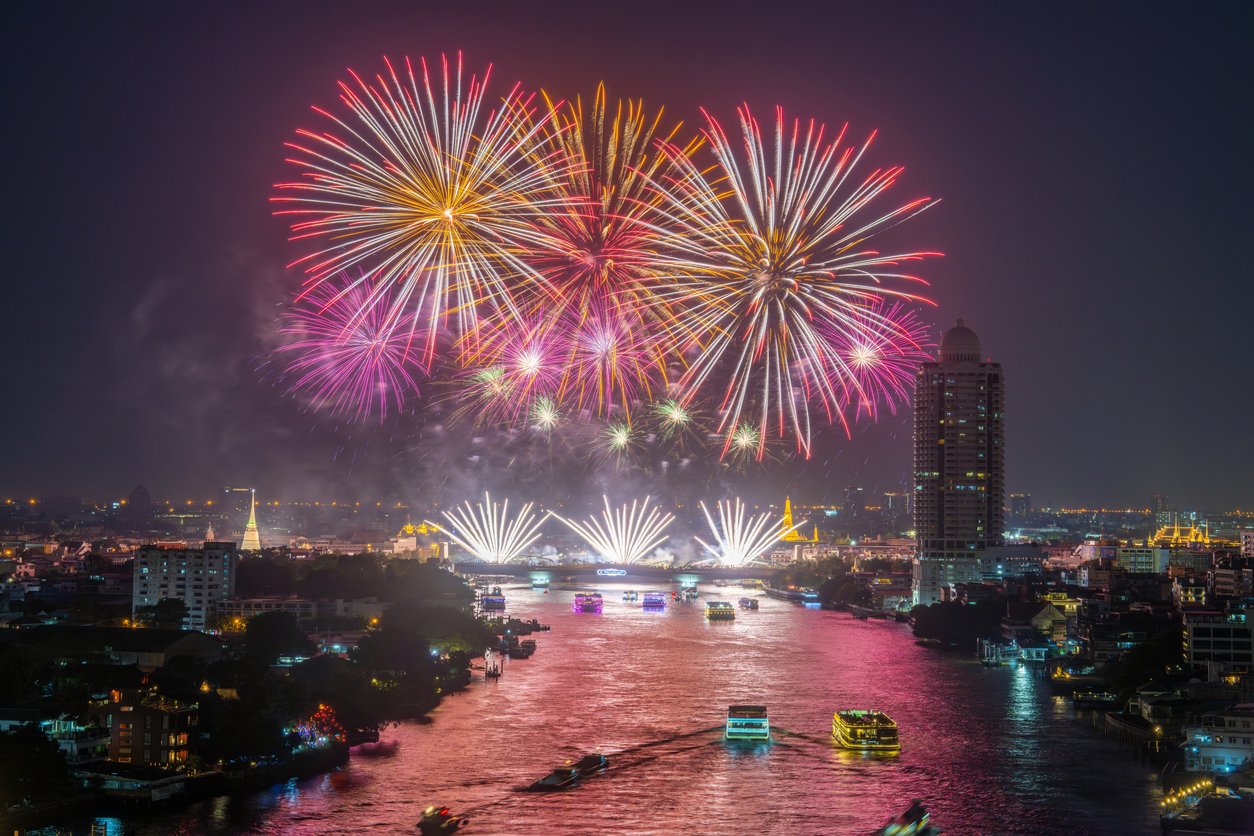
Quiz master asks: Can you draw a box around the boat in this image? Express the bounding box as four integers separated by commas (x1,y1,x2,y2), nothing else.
480,586,506,611
725,704,770,741
506,639,537,660
706,601,736,621
526,768,579,791
573,592,603,613
622,590,638,602
831,710,900,752
484,648,503,679
571,753,609,773
642,591,667,609
873,800,939,835
596,567,627,577
1071,690,1121,709
977,638,1018,666
679,586,699,602
418,806,470,832
714,579,728,587
850,604,890,619
738,597,759,610
763,583,820,604
530,578,550,590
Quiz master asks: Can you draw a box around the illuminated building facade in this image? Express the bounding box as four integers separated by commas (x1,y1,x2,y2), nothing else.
132,542,237,630
1009,493,1031,524
92,689,196,768
912,320,1005,605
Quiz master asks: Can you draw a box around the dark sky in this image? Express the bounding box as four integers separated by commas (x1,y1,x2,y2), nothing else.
3,1,1251,510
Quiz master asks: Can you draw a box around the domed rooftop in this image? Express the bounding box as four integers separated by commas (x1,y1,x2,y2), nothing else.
940,318,982,363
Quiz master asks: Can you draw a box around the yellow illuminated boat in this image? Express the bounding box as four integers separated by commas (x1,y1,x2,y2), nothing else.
832,710,900,752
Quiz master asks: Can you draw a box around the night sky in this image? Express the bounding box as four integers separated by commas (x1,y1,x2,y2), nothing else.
4,1,1251,509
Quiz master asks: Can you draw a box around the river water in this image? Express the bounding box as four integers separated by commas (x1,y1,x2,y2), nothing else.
72,582,1161,835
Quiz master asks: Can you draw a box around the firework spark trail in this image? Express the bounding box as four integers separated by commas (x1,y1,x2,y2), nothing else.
649,105,939,459
696,498,803,567
273,53,571,366
826,300,934,417
436,492,547,563
555,495,674,564
276,276,424,422
468,85,699,421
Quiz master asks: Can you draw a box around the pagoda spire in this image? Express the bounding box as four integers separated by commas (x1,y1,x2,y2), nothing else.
241,489,261,551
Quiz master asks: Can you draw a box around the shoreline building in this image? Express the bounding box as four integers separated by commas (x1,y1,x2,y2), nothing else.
912,320,1007,605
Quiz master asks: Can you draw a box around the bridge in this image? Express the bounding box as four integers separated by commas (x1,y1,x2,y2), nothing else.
455,562,778,583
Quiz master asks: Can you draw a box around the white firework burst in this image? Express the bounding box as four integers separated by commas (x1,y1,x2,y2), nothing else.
555,495,674,564
437,492,547,563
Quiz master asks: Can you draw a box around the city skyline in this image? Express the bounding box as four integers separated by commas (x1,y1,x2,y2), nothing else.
3,1,1252,510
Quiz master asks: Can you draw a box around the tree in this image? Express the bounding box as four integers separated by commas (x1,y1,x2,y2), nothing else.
0,726,72,808
135,597,188,629
245,611,317,665
910,601,1004,646
236,557,298,597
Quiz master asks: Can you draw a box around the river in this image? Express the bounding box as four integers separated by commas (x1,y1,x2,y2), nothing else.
61,581,1162,835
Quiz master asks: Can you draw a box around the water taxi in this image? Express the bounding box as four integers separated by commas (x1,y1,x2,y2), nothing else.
738,597,759,610
573,592,603,613
530,577,550,591
596,567,627,577
418,805,470,833
831,710,900,752
705,601,736,621
642,591,667,609
678,586,699,602
725,704,770,741
622,590,638,602
874,800,939,835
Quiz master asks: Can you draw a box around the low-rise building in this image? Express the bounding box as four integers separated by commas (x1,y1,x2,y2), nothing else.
1182,611,1254,676
1183,705,1254,773
90,689,197,768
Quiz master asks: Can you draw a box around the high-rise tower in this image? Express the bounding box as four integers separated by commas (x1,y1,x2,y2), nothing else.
912,319,1005,604
240,489,262,551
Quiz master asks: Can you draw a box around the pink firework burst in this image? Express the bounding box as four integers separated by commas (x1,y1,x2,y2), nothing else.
277,276,425,422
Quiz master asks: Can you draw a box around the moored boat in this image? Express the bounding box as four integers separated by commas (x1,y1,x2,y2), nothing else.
763,583,820,604
832,709,900,752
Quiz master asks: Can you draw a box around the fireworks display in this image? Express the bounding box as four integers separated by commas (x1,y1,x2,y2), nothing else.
554,495,674,564
651,106,937,458
696,498,802,567
276,277,423,422
272,53,939,462
437,493,547,563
